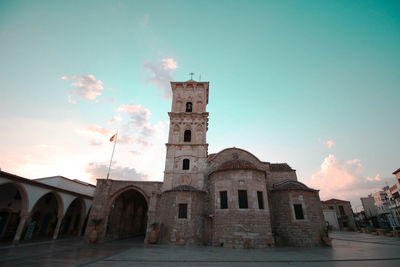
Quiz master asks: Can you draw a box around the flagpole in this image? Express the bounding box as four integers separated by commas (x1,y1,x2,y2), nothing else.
106,131,118,180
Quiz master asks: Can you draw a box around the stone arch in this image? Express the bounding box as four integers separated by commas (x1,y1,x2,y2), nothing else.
107,185,150,210
59,198,86,237
183,124,192,143
26,191,63,240
0,182,28,241
104,186,149,241
186,101,193,112
184,129,192,142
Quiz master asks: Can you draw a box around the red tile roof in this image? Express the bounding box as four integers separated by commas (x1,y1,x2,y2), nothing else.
321,198,350,204
393,168,400,175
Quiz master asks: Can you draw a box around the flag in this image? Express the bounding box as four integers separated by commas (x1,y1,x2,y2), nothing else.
110,134,117,142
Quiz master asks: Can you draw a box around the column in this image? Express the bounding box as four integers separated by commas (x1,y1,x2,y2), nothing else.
77,212,87,236
52,215,64,240
13,212,29,244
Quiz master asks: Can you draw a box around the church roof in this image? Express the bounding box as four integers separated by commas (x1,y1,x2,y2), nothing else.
272,180,317,192
270,163,294,172
321,198,350,204
216,160,258,172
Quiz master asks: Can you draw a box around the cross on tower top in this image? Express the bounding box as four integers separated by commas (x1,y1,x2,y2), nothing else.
189,72,195,80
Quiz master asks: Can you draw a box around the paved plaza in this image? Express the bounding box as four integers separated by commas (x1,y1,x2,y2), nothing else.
0,231,399,266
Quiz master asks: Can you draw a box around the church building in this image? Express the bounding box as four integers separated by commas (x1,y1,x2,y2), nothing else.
84,79,328,248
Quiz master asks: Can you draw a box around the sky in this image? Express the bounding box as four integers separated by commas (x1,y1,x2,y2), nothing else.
0,0,399,210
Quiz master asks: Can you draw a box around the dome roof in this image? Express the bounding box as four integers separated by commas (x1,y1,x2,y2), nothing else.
216,159,258,172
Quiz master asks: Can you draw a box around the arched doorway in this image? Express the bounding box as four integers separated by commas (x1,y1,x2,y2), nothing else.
59,198,84,238
0,183,26,241
26,192,61,240
106,189,148,240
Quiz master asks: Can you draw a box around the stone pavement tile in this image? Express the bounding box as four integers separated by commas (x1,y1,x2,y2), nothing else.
1,232,400,267
0,240,133,267
86,260,400,267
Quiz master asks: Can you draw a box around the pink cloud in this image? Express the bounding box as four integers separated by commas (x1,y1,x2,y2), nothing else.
78,124,149,146
86,162,148,183
108,116,122,124
62,74,104,103
85,125,113,136
117,104,151,127
143,57,179,98
311,154,393,207
325,139,334,149
162,58,179,69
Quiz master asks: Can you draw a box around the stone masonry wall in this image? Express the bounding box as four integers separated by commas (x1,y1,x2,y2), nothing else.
271,190,326,246
208,169,274,248
158,190,206,245
268,171,297,190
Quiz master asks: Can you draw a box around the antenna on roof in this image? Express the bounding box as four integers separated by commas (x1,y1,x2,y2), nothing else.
189,72,195,80
199,73,201,81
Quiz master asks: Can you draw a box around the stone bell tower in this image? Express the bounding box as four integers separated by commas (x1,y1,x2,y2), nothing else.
162,79,209,191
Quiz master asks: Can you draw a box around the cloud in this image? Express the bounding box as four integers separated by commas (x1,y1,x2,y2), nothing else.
318,138,335,149
129,150,140,155
108,116,122,124
325,139,334,149
143,57,179,98
117,104,151,127
367,174,382,182
311,154,393,207
86,162,148,183
78,125,137,146
162,58,178,70
90,139,102,146
62,74,104,103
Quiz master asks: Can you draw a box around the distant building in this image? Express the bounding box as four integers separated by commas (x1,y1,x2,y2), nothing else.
322,209,340,230
321,199,356,229
361,196,378,218
359,168,400,229
388,168,400,226
371,190,390,215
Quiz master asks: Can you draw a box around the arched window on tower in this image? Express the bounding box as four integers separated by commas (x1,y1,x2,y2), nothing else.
182,159,190,170
184,130,191,142
186,102,192,112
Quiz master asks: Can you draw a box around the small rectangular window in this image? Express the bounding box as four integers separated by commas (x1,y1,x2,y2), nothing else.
220,191,228,209
238,190,248,209
178,203,187,219
294,204,304,220
257,191,264,209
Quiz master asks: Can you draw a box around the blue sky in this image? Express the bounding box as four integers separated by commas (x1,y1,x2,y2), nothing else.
0,0,399,208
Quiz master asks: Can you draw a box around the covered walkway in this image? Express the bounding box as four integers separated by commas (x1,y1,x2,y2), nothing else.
0,171,93,244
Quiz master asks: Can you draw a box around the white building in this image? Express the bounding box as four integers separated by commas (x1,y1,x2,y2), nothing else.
0,170,94,243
